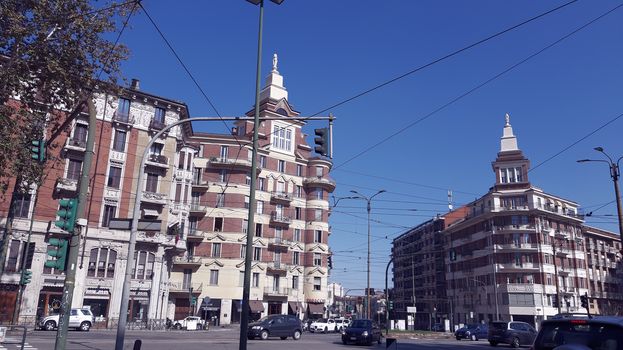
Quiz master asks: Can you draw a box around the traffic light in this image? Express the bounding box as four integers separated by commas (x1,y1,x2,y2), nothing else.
30,138,46,163
580,293,589,310
388,301,394,310
20,270,33,285
314,128,330,157
55,198,78,233
552,295,558,308
45,238,68,271
328,255,333,269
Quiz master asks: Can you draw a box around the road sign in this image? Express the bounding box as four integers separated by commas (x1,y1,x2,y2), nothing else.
407,306,416,313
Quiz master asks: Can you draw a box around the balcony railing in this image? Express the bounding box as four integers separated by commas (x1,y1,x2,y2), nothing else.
169,282,203,293
55,177,78,192
263,287,290,296
271,191,292,203
269,236,291,248
146,154,169,168
207,157,255,170
303,176,336,189
65,137,86,151
172,256,203,266
267,261,289,273
187,229,204,241
149,119,166,130
270,212,291,225
112,111,134,125
141,191,168,205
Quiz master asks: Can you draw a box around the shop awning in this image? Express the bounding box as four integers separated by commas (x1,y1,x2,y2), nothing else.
307,303,324,315
288,301,302,314
249,300,264,313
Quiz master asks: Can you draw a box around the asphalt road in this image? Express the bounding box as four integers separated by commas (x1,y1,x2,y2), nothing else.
2,328,500,350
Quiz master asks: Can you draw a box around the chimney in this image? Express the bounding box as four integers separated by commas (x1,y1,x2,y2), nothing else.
130,78,140,90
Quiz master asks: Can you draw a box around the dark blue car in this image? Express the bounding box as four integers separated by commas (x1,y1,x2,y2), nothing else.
455,324,489,341
341,319,382,345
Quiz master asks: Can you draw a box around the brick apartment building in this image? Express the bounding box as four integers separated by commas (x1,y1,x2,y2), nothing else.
0,60,335,326
392,115,622,330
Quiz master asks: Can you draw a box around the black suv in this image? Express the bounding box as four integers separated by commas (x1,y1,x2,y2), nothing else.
488,321,537,347
247,314,303,340
531,316,623,350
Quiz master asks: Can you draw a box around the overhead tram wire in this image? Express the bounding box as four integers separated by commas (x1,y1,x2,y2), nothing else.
331,3,623,171
250,0,581,148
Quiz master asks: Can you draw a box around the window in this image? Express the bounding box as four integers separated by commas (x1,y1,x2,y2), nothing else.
12,192,31,218
272,125,292,151
256,200,264,214
216,193,225,208
186,153,192,170
292,275,299,290
514,253,522,267
239,271,245,287
258,178,265,191
259,155,266,168
214,218,223,232
219,170,227,182
240,245,246,259
255,223,262,237
209,269,219,285
501,167,524,183
107,166,122,188
212,243,221,258
87,248,117,278
316,166,323,177
154,107,165,123
275,227,283,240
315,209,323,221
296,164,303,176
178,152,185,168
73,123,88,142
314,230,322,243
150,143,163,155
315,188,323,200
220,146,228,159
117,98,131,118
175,183,182,202
113,129,126,152
132,251,155,280
293,229,301,242
252,272,260,287
253,247,261,261
293,251,300,265
295,185,303,198
145,173,158,192
242,220,248,234
278,160,285,173
313,253,322,266
5,240,21,272
244,195,250,209
65,159,82,181
102,205,116,227
313,277,321,291
295,207,302,220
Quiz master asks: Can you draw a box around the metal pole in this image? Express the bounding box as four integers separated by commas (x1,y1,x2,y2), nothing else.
385,257,393,336
610,162,623,237
492,226,500,320
55,97,97,350
411,255,415,329
553,242,562,314
366,199,371,319
239,1,263,349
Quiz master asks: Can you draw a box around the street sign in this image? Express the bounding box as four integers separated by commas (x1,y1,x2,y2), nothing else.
407,306,417,313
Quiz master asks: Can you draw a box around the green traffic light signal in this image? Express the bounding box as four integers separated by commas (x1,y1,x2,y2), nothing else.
45,238,68,271
20,269,33,285
55,198,78,233
314,128,330,157
30,139,46,163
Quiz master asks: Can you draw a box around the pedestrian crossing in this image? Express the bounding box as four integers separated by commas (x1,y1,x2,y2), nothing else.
0,337,37,350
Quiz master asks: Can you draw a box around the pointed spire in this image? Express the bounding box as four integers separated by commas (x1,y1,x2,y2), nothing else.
260,52,288,101
500,113,519,152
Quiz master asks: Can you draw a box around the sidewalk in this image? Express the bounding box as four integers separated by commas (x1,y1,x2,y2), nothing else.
386,330,453,340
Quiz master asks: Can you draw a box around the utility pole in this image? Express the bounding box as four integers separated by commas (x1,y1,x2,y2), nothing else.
411,255,415,329
54,97,97,350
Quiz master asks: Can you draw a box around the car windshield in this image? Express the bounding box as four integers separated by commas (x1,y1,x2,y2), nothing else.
257,316,271,323
535,322,622,350
351,320,371,328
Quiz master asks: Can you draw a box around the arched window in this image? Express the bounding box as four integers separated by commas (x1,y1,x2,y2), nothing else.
132,251,155,280
87,248,117,278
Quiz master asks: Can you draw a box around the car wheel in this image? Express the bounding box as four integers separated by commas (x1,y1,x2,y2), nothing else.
489,341,498,346
511,337,520,348
175,324,182,330
456,336,461,341
260,330,269,340
293,330,301,340
44,320,56,331
79,321,91,332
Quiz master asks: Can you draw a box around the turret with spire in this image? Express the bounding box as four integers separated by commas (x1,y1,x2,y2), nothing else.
491,113,531,190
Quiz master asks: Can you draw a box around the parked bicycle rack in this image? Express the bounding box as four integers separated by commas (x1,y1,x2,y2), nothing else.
0,325,27,350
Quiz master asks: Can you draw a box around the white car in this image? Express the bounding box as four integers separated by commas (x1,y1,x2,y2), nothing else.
173,316,205,330
310,318,337,333
335,318,351,332
38,308,94,332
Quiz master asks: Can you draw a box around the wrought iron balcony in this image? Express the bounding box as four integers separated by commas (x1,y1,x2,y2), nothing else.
112,111,134,126
187,229,204,242
141,191,168,205
263,287,290,297
169,282,203,294
149,119,166,130
270,191,292,204
267,261,289,274
270,212,291,226
64,137,86,151
268,236,291,249
172,255,203,267
145,154,169,168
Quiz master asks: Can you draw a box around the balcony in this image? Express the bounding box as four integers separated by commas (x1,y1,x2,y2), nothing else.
149,119,166,131
141,191,168,205
145,154,169,168
303,176,336,191
64,138,86,152
169,282,202,294
112,111,134,126
264,287,290,297
555,230,569,239
187,229,204,242
172,256,203,268
268,236,291,249
498,263,539,271
270,212,291,226
558,267,570,276
188,202,207,216
497,205,529,212
55,177,78,193
206,157,255,171
496,243,539,251
555,247,571,257
267,261,289,274
270,191,293,204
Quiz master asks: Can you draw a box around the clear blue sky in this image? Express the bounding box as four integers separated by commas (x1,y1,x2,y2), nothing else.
118,0,623,292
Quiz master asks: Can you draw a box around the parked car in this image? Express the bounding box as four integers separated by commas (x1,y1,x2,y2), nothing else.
456,323,488,341
247,314,303,340
341,319,382,345
38,308,94,332
488,321,537,348
531,316,623,350
173,316,205,330
310,318,337,333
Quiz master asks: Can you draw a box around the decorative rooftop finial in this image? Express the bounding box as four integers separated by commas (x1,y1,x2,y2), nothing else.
505,113,510,126
272,53,278,72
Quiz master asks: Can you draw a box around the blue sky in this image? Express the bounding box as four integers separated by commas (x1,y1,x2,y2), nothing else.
118,0,623,292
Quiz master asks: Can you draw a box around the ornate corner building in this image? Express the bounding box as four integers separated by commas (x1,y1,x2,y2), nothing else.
0,60,335,327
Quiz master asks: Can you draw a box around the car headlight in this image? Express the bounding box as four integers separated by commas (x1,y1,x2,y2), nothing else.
252,326,262,330
341,329,346,335
362,331,368,337
465,331,470,335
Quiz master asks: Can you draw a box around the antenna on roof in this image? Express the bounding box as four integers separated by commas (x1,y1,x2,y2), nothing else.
448,190,453,210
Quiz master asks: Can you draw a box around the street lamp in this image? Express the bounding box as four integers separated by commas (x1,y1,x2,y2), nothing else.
240,1,284,350
577,147,623,237
350,189,386,319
